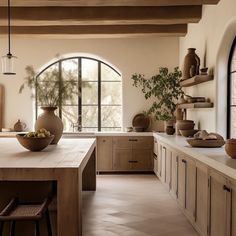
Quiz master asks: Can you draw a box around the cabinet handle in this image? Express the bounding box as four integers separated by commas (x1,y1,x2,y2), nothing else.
102,140,106,142
153,154,157,160
182,159,187,163
223,185,231,192
129,139,138,142
128,160,138,163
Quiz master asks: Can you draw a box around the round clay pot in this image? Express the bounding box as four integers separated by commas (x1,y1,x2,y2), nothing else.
225,139,236,159
182,48,200,80
176,122,195,131
166,126,175,135
35,107,63,144
14,119,26,132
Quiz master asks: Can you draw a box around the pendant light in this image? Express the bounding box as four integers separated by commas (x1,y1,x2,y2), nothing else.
1,0,17,75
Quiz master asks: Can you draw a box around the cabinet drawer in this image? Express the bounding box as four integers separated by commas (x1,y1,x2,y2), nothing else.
132,149,153,171
113,149,132,170
112,137,132,149
131,136,153,149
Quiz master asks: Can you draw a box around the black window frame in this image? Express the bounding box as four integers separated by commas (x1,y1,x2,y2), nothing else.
35,56,122,132
227,36,236,138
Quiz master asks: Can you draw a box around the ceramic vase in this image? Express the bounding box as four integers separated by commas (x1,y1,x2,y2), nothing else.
14,119,26,132
182,48,200,80
225,139,236,159
35,106,63,144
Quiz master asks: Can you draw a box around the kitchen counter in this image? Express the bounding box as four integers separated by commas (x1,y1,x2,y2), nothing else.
154,133,236,180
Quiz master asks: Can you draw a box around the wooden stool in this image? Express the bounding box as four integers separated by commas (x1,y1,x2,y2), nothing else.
0,197,52,236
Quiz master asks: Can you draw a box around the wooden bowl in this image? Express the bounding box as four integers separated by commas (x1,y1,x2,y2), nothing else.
16,134,54,152
177,123,195,130
225,139,236,158
186,139,225,148
179,129,198,137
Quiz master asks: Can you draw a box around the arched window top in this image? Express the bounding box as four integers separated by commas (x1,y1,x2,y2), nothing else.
36,56,122,132
227,37,236,138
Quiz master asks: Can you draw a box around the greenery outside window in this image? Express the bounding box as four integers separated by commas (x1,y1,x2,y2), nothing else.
36,57,122,132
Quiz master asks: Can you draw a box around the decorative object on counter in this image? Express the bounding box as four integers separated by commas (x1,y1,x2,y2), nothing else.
176,120,195,135
131,67,184,134
179,129,198,137
200,67,208,75
16,129,54,151
190,65,197,78
14,119,26,132
125,127,133,132
182,48,200,80
166,126,175,135
35,107,63,144
132,113,150,132
187,130,225,148
225,139,236,159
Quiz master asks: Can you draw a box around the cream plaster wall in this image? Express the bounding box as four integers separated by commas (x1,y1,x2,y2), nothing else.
179,0,236,137
0,36,179,131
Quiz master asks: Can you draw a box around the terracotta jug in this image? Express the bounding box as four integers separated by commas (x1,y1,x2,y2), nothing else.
182,48,200,80
14,119,26,132
35,107,63,144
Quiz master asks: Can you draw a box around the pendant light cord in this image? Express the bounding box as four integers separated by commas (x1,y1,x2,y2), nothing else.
7,0,11,56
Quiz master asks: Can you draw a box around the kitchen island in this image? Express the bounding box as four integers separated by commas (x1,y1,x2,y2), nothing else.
0,138,96,236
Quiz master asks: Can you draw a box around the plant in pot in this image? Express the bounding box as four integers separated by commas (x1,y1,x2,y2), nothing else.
131,67,184,135
19,65,79,144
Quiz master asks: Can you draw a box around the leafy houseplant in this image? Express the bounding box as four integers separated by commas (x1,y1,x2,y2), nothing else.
131,67,184,122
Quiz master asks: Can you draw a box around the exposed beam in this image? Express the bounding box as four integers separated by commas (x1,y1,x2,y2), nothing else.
0,6,202,25
0,0,221,7
0,24,187,37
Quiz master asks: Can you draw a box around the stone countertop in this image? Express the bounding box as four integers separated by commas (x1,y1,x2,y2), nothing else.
153,133,236,180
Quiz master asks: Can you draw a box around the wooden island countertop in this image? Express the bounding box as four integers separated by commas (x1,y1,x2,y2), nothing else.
0,138,97,236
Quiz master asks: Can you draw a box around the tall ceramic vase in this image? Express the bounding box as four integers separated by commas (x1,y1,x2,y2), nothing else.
182,48,200,80
35,106,63,144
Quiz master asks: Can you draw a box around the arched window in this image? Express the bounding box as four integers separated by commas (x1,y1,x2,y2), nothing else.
227,37,236,138
36,57,122,132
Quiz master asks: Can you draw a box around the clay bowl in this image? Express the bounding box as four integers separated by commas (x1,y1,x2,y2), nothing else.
177,123,195,130
177,120,194,124
225,139,236,159
179,129,198,137
16,134,54,152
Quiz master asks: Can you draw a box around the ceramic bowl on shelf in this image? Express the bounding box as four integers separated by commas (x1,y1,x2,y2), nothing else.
176,121,195,131
179,129,198,137
16,134,54,152
225,139,236,159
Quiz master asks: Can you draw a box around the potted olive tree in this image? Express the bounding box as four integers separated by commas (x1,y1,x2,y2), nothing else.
131,67,184,134
19,65,78,143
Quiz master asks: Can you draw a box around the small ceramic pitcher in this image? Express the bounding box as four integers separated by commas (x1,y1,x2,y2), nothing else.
14,119,26,132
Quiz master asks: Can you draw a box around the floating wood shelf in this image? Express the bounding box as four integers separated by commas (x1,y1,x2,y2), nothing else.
177,102,214,109
180,75,214,87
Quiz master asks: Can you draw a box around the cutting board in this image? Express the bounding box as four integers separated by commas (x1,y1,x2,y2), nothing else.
0,84,4,131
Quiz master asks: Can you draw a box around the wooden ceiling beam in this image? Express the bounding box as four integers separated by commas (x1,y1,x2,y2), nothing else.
0,6,202,25
0,24,187,37
0,0,221,7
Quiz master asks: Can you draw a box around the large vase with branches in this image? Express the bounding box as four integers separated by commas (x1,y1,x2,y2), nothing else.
20,65,78,144
131,67,184,133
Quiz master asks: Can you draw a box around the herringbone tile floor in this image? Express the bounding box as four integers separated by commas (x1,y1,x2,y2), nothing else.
83,175,198,236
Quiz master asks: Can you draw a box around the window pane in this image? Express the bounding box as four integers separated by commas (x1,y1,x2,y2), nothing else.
61,81,78,105
82,106,98,128
231,47,236,72
37,81,59,106
231,107,236,138
82,59,98,81
101,82,122,105
101,127,122,131
231,73,236,105
82,127,97,132
101,63,121,81
38,63,59,82
62,106,78,132
101,106,122,128
62,59,78,81
82,82,98,105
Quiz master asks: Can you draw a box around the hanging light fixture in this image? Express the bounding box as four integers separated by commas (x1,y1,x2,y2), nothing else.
1,0,17,75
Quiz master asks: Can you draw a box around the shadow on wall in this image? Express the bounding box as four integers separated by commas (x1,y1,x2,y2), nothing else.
215,19,236,138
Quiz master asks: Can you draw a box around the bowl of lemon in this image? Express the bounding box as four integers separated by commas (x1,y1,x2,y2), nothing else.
16,128,54,152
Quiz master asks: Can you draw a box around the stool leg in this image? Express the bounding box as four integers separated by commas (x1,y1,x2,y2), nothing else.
10,221,15,236
46,209,52,236
0,222,4,236
35,221,40,236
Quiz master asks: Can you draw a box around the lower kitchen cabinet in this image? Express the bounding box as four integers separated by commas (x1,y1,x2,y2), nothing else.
209,170,228,236
113,149,132,170
195,162,208,236
170,151,178,199
157,142,162,177
178,155,186,209
230,179,236,236
132,149,153,170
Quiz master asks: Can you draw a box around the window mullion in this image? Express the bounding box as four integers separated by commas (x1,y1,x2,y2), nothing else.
59,61,62,119
78,58,82,131
98,62,101,131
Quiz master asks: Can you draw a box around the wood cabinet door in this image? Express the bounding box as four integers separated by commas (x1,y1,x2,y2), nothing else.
178,156,186,209
97,137,112,171
229,179,236,236
157,143,162,177
113,149,132,171
195,162,208,236
132,149,153,171
161,146,166,183
165,148,172,190
209,170,227,236
170,151,178,199
185,157,196,222
154,153,158,176
153,138,158,156
112,137,132,149
131,136,153,149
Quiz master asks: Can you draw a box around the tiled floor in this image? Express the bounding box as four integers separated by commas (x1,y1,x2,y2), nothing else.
82,175,198,236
